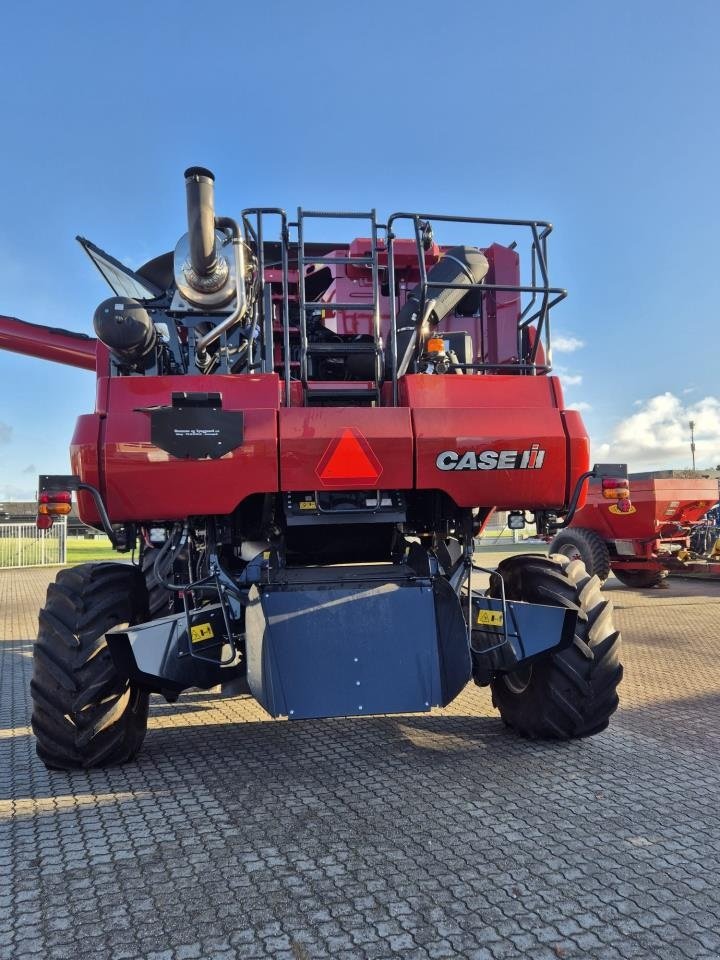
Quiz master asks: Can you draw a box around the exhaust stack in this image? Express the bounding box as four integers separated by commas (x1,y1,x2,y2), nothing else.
174,166,234,307
184,166,220,279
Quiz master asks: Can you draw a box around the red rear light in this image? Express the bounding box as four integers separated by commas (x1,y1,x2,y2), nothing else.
38,491,72,516
602,478,630,501
36,514,54,530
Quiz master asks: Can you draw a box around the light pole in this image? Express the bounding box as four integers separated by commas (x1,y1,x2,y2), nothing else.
689,419,696,471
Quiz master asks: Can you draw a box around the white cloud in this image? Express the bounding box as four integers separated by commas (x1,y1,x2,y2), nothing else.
559,371,583,389
598,392,720,470
682,387,696,395
553,335,585,353
0,483,36,501
568,401,592,412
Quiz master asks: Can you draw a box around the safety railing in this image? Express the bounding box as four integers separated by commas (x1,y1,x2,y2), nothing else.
386,213,567,403
240,208,567,407
0,517,67,569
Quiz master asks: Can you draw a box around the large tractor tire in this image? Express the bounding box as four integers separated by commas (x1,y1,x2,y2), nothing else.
31,562,150,770
489,553,622,739
141,546,174,619
548,527,611,581
612,567,666,588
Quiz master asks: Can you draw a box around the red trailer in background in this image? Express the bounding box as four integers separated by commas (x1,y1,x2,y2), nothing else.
550,471,720,587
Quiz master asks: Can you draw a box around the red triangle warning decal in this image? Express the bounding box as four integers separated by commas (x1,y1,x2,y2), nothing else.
316,428,383,487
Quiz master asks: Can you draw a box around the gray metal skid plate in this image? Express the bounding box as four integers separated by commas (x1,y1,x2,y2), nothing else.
245,573,469,720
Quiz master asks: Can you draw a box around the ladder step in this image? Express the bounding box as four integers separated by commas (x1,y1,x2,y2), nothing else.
300,210,375,220
303,302,376,312
306,342,380,355
305,386,380,402
306,382,378,391
302,256,374,267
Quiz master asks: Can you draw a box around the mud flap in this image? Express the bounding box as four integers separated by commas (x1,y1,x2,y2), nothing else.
106,603,240,694
245,568,470,719
470,595,577,681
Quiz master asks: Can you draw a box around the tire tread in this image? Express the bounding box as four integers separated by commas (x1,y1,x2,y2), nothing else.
489,553,623,740
31,562,150,770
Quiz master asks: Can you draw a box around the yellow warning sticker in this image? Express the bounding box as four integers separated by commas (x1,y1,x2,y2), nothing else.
299,500,317,510
476,609,504,627
190,622,215,644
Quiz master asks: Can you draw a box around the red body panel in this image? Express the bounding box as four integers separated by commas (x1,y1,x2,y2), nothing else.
402,375,588,509
279,407,414,491
70,414,103,525
96,374,281,521
68,369,588,522
560,410,591,512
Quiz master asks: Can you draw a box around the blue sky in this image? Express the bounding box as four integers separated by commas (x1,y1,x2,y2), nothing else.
1,0,719,499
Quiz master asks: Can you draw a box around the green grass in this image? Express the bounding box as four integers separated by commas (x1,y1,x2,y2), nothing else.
66,536,118,564
0,536,66,568
0,534,123,568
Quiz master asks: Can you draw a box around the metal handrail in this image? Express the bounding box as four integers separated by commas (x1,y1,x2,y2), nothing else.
294,208,383,402
386,212,567,397
241,208,290,403
240,208,566,407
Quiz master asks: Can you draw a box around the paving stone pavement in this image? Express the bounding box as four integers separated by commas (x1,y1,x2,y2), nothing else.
1,560,720,960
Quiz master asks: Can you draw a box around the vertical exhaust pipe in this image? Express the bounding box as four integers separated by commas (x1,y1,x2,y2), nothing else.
175,167,251,356
184,166,219,278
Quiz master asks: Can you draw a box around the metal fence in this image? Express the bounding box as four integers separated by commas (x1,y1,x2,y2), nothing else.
0,518,67,569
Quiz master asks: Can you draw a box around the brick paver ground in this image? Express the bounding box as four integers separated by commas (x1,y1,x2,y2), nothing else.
1,559,719,959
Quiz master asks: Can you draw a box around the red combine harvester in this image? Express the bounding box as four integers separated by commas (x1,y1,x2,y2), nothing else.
550,472,720,586
0,168,624,769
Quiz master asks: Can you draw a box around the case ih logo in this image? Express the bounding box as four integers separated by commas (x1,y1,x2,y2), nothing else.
436,444,546,471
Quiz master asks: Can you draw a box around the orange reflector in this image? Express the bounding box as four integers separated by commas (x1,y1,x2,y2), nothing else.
426,337,445,353
601,478,629,500
602,488,630,500
38,491,73,515
315,428,383,487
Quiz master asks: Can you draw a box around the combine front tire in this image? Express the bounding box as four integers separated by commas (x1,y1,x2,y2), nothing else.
548,527,611,581
489,554,622,739
31,562,150,770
